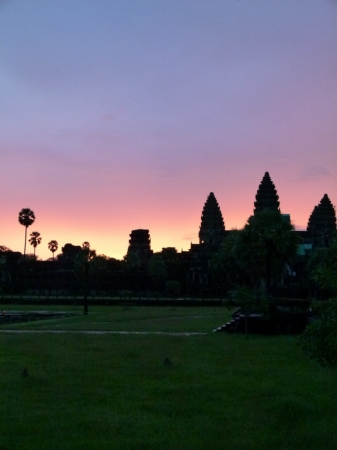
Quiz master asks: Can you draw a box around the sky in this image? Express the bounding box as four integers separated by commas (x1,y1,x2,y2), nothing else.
1,0,336,260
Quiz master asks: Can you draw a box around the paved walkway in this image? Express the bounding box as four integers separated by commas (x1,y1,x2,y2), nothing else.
0,330,207,336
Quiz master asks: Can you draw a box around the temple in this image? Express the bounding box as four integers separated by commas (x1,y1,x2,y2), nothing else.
188,172,336,258
254,171,280,215
126,229,153,264
307,194,336,247
198,192,225,249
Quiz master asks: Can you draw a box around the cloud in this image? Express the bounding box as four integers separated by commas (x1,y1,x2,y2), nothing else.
299,166,331,181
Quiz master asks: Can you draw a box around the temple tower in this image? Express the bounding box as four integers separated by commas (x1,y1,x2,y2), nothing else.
199,192,225,248
127,229,153,263
254,172,280,215
307,194,336,247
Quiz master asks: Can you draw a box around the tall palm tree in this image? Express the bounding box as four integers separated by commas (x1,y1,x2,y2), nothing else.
29,231,42,257
48,240,58,260
18,208,35,259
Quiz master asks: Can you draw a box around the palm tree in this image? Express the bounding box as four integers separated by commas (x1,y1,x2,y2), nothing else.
82,241,90,251
48,240,58,260
81,241,96,261
29,231,42,257
18,208,35,259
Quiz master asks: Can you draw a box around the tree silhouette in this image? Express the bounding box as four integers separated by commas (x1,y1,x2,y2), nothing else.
81,242,96,261
123,252,142,274
0,245,12,252
309,237,337,294
48,240,58,260
212,211,299,295
29,231,42,257
82,241,90,251
80,242,95,315
240,210,299,294
18,208,35,259
148,255,167,290
299,238,337,368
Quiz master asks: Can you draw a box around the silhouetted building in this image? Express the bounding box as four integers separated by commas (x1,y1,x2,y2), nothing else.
0,251,21,284
185,192,226,292
307,194,336,247
199,192,225,249
127,229,153,264
254,172,280,215
57,243,82,268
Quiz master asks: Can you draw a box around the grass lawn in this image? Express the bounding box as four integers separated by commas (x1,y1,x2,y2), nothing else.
0,306,336,449
0,305,229,332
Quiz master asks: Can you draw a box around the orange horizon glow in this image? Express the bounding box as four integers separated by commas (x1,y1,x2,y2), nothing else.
2,171,335,261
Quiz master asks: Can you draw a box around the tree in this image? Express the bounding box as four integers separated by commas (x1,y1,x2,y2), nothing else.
48,240,58,260
90,254,110,274
28,231,42,256
123,252,142,274
309,238,337,294
0,245,12,253
299,299,337,368
209,229,249,288
21,253,38,262
240,210,299,294
82,241,90,251
161,248,181,282
89,255,113,293
299,238,337,368
18,208,35,259
148,255,167,291
74,242,97,286
74,242,97,316
211,212,299,295
81,242,96,261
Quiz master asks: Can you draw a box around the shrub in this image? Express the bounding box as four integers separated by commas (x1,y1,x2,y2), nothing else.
299,298,337,368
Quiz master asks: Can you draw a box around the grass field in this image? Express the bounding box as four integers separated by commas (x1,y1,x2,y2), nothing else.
0,305,227,333
0,306,336,449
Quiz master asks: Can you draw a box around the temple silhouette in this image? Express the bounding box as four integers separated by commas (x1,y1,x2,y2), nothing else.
199,192,225,248
196,171,335,252
254,171,280,214
0,172,335,299
126,229,153,264
307,193,336,247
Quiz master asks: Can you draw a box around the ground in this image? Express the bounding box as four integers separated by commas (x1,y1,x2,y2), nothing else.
0,306,336,449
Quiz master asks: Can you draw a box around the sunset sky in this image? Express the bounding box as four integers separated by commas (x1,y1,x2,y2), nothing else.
1,0,336,260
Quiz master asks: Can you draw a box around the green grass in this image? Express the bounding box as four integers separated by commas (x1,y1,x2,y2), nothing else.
0,306,229,332
0,307,336,449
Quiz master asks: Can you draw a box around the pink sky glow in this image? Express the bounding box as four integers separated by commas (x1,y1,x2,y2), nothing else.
1,0,336,260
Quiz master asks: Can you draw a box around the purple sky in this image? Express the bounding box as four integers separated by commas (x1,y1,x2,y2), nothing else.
1,0,336,259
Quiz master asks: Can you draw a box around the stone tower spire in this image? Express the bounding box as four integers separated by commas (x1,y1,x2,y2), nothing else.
127,229,153,263
254,172,280,215
199,192,225,248
307,194,336,247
